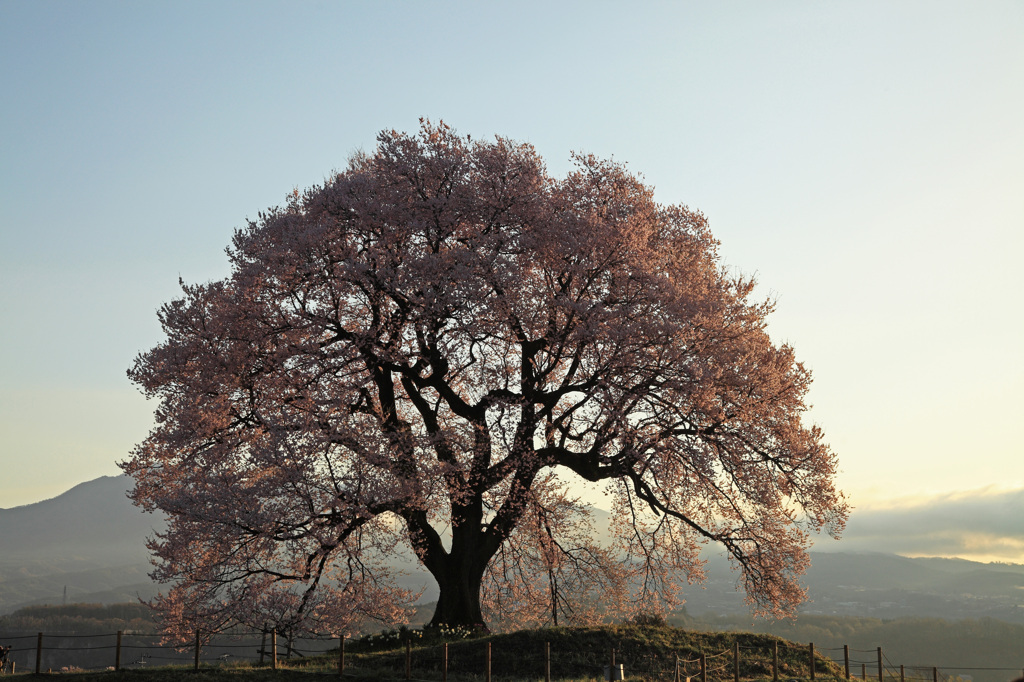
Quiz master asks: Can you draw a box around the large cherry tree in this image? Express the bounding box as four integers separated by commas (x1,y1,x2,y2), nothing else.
123,121,847,636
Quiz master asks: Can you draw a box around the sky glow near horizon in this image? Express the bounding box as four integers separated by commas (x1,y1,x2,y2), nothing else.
1,2,1022,561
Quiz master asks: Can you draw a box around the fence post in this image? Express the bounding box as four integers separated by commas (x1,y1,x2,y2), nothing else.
932,668,938,682
844,645,850,680
877,647,883,682
700,652,707,682
734,641,740,682
35,632,42,675
862,663,866,680
900,665,905,682
810,642,816,680
272,629,278,670
545,641,551,682
115,630,123,671
772,641,779,682
443,642,448,682
405,638,411,680
339,636,345,678
486,641,491,682
194,630,201,671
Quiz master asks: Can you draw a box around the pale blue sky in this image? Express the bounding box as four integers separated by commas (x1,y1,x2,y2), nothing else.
1,2,1022,558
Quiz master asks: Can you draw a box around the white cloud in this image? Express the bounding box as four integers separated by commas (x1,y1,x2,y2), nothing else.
816,487,1024,562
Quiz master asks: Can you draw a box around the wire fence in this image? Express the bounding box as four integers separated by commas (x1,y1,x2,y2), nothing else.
0,629,338,675
0,629,1021,681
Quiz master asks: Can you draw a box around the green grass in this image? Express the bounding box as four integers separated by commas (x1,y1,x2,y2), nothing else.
17,624,847,682
349,624,845,681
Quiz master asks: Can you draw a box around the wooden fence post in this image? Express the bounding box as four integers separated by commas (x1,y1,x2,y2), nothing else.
810,642,816,680
900,665,905,682
272,629,278,670
405,638,411,680
700,652,707,682
35,632,42,675
862,663,866,680
339,636,345,678
844,645,850,680
545,641,551,682
877,647,883,682
932,667,938,682
115,630,123,671
734,641,740,682
443,642,448,682
772,641,779,682
194,630,201,671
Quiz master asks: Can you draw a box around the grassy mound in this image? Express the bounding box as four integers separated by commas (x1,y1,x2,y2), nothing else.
345,623,844,681
51,623,845,681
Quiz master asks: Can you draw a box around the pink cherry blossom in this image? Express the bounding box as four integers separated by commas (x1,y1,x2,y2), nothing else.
123,120,847,637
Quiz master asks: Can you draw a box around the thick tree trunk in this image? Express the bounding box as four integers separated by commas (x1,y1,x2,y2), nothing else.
423,515,494,628
428,566,486,627
415,472,533,629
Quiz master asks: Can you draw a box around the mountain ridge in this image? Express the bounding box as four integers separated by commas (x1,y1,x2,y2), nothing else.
0,475,161,564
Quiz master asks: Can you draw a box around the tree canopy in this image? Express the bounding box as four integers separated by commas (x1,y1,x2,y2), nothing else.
123,121,847,637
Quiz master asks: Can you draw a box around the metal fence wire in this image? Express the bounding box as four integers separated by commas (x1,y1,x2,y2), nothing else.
0,630,341,675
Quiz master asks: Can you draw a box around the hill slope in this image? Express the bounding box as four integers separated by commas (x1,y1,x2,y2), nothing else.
0,475,162,612
0,475,161,563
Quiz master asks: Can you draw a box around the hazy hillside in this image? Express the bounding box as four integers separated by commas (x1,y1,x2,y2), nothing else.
680,550,1024,623
0,475,162,613
0,475,161,563
0,602,158,635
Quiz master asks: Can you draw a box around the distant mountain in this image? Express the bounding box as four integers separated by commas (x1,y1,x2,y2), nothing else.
2,476,1023,624
0,475,160,564
0,475,162,613
675,550,1024,623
